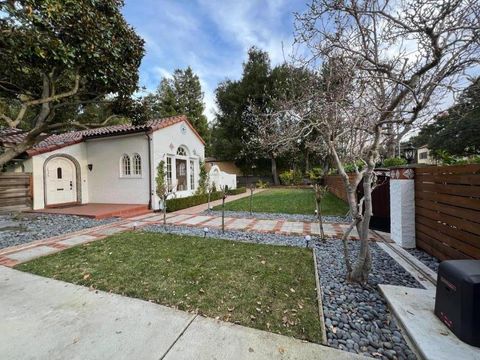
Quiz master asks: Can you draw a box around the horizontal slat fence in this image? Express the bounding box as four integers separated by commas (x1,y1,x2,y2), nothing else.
0,172,32,212
415,164,480,260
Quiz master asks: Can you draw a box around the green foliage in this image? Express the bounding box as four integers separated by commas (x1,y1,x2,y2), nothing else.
255,180,269,189
279,169,303,185
144,67,209,141
382,157,407,167
17,231,323,343
308,167,324,184
214,189,349,216
195,161,208,195
166,188,246,212
0,0,144,113
155,161,167,198
343,161,365,173
411,78,480,157
431,150,480,165
227,187,246,195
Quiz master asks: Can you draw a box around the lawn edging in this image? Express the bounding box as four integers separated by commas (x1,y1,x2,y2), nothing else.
312,247,328,345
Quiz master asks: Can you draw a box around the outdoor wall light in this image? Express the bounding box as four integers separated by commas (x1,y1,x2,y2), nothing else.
203,227,210,237
133,221,139,230
305,235,312,248
87,164,93,171
403,143,416,164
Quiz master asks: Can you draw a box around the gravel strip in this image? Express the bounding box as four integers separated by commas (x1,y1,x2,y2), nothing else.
143,224,419,359
202,209,350,223
0,213,117,249
316,240,420,359
406,248,440,273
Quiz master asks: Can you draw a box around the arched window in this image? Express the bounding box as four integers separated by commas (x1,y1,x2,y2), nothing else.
132,153,142,175
121,154,131,177
176,146,188,156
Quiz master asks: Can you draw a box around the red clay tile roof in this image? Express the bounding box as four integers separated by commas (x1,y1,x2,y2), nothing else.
1,115,205,157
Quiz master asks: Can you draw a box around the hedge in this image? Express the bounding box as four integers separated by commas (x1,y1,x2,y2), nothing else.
166,187,246,212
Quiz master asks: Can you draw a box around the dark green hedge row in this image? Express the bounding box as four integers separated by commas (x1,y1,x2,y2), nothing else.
166,187,246,212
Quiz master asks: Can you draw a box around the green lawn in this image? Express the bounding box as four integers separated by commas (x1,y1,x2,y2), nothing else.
214,188,348,215
16,232,323,343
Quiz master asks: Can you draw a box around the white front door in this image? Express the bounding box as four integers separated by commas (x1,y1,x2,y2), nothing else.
45,157,77,206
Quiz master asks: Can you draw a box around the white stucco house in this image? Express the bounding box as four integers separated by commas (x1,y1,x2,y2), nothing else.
2,115,205,210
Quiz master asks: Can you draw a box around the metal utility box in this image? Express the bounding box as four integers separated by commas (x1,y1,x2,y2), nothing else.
434,260,480,347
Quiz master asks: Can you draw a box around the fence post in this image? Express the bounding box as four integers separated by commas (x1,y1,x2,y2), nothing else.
389,167,416,248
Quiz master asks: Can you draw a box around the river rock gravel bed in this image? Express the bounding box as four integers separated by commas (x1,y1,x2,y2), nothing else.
0,213,117,249
316,240,421,360
143,224,419,359
406,248,439,273
202,209,350,223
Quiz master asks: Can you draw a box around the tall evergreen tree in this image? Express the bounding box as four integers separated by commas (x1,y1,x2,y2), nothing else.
145,67,209,142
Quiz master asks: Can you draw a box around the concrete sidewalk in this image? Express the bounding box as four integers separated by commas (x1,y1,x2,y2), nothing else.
0,266,366,360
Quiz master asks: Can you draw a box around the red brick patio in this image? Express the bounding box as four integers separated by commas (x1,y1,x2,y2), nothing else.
32,203,151,219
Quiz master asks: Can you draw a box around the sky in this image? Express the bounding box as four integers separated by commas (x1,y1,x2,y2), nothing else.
122,0,307,122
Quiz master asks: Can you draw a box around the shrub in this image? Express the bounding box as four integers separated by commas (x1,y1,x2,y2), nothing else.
279,170,294,185
165,187,246,212
279,169,303,185
382,157,407,167
227,187,246,195
256,180,269,188
195,161,208,195
308,167,324,184
343,161,365,173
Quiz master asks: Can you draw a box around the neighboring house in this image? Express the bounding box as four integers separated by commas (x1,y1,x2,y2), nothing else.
416,145,435,164
205,157,243,176
0,115,205,210
208,165,237,191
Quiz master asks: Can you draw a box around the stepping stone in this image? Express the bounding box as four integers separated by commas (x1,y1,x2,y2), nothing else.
252,220,277,232
202,217,234,227
58,235,97,246
7,246,58,262
311,223,335,235
143,214,168,222
128,213,157,221
225,218,254,230
180,215,212,225
94,227,125,236
280,221,304,234
166,214,194,224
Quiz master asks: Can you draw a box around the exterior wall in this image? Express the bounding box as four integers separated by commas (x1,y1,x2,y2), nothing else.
324,174,357,203
390,168,416,249
205,161,243,176
151,120,205,209
417,147,434,164
86,134,149,205
209,165,237,190
30,143,89,210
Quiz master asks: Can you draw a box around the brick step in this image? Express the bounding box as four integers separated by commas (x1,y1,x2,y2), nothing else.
96,206,151,219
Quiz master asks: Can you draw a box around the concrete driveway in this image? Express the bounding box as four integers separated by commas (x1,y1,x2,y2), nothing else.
0,266,366,360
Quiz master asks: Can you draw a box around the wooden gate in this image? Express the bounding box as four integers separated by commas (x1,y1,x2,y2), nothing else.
356,169,390,232
415,164,480,260
0,172,32,212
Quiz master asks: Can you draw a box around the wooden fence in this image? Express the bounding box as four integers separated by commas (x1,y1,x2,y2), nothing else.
0,172,32,212
414,164,480,260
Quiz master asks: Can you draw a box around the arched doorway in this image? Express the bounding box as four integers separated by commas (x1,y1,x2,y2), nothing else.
44,156,79,206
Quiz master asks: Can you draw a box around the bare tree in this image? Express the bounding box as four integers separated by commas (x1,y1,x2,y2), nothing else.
275,0,479,283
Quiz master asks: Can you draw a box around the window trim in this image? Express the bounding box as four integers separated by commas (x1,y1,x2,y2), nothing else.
132,153,142,176
120,154,131,178
190,159,195,190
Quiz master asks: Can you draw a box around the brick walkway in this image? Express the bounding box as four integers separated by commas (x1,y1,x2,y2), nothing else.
0,211,382,267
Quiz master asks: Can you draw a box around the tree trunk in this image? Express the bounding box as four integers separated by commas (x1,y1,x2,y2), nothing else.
271,155,280,185
305,149,310,173
316,199,325,241
221,197,225,233
349,165,375,283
